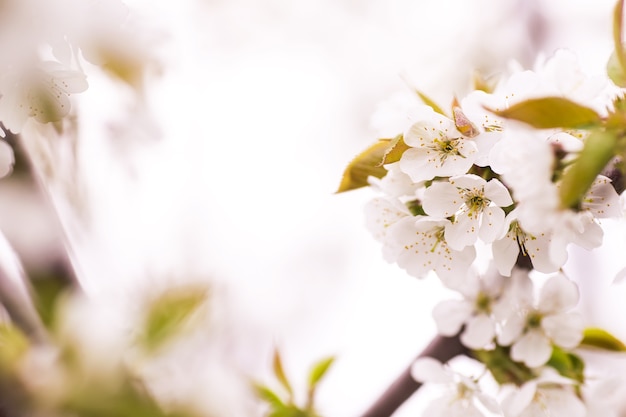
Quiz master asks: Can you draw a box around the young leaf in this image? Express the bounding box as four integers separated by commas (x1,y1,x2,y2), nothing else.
580,327,626,352
140,285,209,351
307,356,335,389
254,383,286,409
546,347,585,384
273,349,294,399
380,134,409,165
336,140,390,193
414,89,447,117
559,130,618,209
608,48,626,87
486,97,602,129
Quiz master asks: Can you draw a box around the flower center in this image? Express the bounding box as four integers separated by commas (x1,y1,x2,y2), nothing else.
431,137,465,163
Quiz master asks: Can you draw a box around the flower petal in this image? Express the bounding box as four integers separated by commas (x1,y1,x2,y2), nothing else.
461,313,496,349
479,206,506,243
410,357,451,384
511,330,552,368
538,274,579,313
432,299,473,336
542,312,584,348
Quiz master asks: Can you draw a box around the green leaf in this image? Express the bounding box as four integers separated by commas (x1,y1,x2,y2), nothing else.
335,140,390,193
273,349,294,399
141,285,209,351
580,327,626,352
380,134,410,165
254,383,286,409
612,0,626,87
473,345,535,386
559,130,618,209
414,89,447,117
546,346,585,384
608,48,626,87
486,97,602,129
308,356,334,389
0,324,29,374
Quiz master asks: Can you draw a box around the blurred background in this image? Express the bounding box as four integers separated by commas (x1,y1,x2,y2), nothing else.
0,0,624,415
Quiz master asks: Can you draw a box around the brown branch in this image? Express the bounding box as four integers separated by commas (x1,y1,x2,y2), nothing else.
359,332,469,417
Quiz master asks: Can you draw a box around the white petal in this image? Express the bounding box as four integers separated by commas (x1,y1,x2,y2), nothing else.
461,313,496,349
399,147,439,183
423,181,463,218
432,299,473,336
479,206,506,243
484,178,513,207
410,357,451,384
583,176,622,218
445,214,479,250
511,330,552,368
498,312,526,346
492,231,519,276
541,387,587,417
502,381,537,417
538,275,579,313
449,173,485,190
542,312,584,348
0,140,14,178
525,232,564,273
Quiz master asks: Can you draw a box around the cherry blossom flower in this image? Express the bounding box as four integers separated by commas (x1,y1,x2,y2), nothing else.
386,216,476,283
411,357,501,417
432,270,508,349
399,109,477,183
498,273,584,368
0,61,88,135
492,210,565,276
422,174,513,250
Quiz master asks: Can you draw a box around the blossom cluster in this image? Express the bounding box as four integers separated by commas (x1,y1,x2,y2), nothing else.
346,49,626,415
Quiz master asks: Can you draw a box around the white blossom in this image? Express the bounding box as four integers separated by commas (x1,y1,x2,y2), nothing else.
411,357,500,417
399,110,477,183
432,270,508,349
501,378,586,417
423,174,513,250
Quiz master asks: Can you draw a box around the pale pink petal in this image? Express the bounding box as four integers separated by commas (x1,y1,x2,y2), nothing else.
511,330,552,368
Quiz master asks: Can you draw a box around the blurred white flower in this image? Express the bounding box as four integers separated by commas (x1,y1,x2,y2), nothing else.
501,377,586,417
388,216,476,284
411,357,501,417
0,61,87,135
